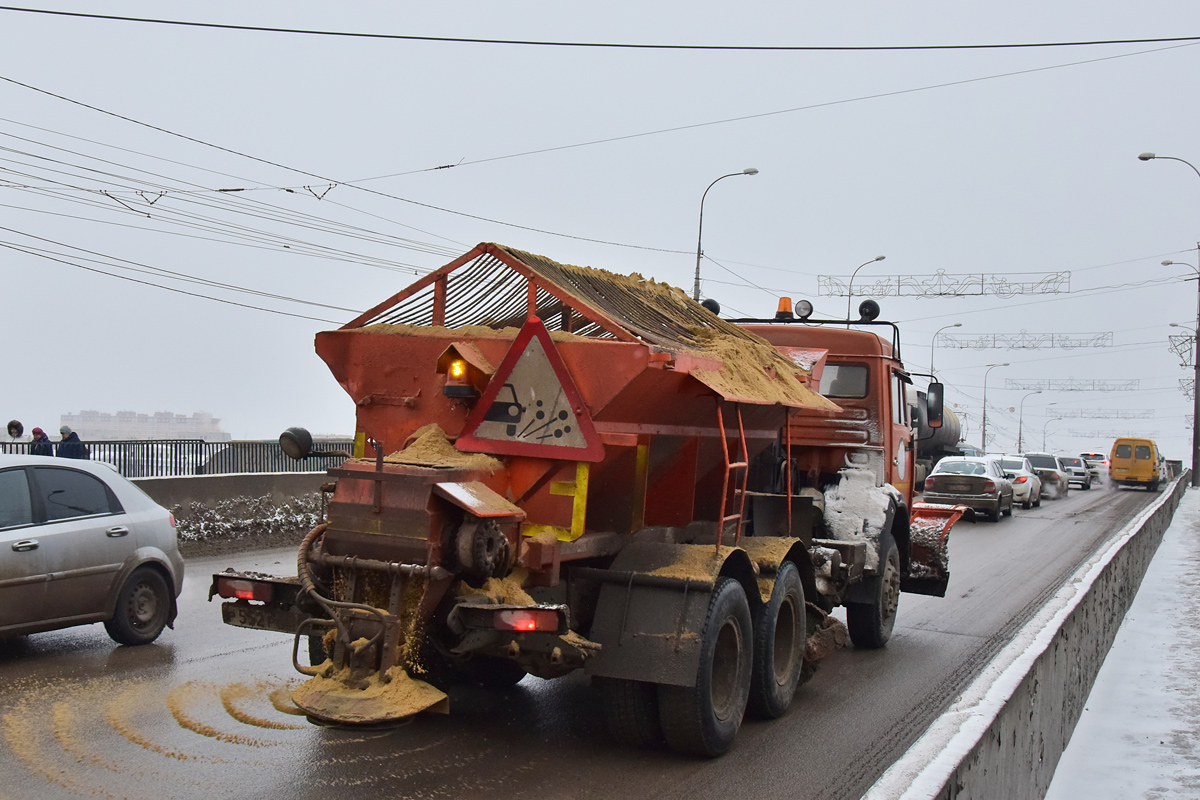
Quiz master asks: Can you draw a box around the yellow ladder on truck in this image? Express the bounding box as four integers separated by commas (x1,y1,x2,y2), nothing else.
716,402,749,551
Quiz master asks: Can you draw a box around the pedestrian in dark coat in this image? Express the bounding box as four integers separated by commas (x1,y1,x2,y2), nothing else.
56,426,87,459
29,427,53,457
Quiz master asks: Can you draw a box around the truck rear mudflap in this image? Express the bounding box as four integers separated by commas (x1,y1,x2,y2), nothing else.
903,502,968,597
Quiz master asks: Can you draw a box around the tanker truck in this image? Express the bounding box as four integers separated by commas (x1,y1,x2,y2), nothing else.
907,386,965,488
210,243,964,757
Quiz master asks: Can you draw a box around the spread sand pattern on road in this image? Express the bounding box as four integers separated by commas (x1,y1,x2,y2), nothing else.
0,670,543,798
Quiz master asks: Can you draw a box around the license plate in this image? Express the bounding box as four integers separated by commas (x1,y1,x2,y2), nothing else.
222,602,308,634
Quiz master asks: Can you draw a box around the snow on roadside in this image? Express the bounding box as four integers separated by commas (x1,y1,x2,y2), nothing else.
1046,488,1200,798
172,493,324,556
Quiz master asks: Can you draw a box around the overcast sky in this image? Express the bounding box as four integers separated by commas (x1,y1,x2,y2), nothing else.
3,2,1199,457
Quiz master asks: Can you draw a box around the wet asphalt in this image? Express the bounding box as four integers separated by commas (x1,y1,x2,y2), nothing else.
0,482,1159,800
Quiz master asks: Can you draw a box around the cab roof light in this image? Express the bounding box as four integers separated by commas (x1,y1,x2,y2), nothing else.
775,297,794,320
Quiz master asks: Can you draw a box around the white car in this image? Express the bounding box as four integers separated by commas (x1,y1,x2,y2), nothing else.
990,456,1042,509
1057,456,1094,490
0,454,184,644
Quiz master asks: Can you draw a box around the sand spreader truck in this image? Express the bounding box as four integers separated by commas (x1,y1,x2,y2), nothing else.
210,243,965,757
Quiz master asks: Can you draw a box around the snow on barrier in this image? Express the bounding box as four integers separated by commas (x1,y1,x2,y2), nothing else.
865,475,1189,800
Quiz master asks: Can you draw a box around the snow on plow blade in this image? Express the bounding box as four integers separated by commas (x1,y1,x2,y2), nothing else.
902,502,968,597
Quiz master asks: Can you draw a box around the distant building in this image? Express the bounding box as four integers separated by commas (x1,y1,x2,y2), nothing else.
60,410,232,442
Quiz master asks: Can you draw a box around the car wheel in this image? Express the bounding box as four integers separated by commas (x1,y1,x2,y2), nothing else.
847,534,901,648
1083,478,1092,490
1034,491,1042,508
104,567,171,646
988,504,1001,522
1002,498,1013,517
1022,498,1032,510
658,577,753,757
748,562,805,720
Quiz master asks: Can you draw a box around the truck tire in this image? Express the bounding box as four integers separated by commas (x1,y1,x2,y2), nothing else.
104,567,170,646
657,577,752,757
596,677,663,749
846,534,900,649
748,561,804,720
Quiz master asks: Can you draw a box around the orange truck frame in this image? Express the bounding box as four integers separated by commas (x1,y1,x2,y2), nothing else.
210,244,964,757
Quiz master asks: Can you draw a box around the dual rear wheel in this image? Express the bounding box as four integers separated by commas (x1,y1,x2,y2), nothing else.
601,565,807,758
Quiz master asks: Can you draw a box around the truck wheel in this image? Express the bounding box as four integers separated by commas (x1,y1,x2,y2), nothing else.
747,562,804,719
658,577,752,757
458,655,527,688
104,567,170,646
596,677,663,749
846,535,900,649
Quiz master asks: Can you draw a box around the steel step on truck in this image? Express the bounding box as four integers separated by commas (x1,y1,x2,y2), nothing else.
210,243,964,757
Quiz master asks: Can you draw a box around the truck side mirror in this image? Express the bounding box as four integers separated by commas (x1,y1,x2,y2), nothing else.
926,382,945,428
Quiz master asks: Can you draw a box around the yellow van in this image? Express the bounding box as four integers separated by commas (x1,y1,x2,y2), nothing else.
1109,437,1167,490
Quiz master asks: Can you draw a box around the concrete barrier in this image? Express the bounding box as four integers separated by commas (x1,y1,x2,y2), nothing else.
132,472,329,511
866,475,1189,800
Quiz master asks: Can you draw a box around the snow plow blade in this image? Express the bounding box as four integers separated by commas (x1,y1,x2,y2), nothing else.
901,502,968,597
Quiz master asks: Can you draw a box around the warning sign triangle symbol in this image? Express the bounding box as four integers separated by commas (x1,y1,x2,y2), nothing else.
457,317,605,462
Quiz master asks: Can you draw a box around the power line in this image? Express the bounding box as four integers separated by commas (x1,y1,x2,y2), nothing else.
0,241,343,323
2,6,1198,52
352,41,1200,182
0,73,689,253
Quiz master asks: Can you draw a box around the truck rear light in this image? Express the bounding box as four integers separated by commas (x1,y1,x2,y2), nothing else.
216,577,273,603
494,609,559,632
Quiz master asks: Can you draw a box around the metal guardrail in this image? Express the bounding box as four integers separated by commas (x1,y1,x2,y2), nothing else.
0,439,354,479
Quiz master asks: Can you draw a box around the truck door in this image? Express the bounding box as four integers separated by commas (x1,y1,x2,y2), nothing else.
890,370,912,500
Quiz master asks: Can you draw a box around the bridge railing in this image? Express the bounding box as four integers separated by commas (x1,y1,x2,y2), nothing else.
0,439,354,478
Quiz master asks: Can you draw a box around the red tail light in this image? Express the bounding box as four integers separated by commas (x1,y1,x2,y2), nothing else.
925,477,938,491
494,609,560,632
216,577,273,602
1013,476,1027,484
984,480,996,492
168,513,177,528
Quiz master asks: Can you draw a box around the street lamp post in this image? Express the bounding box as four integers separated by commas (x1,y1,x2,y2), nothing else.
930,322,963,376
981,362,1009,453
1017,390,1042,453
1165,249,1200,486
846,255,887,327
1043,417,1064,451
1139,152,1200,486
693,168,759,302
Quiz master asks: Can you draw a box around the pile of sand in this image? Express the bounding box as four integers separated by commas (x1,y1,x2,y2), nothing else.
457,567,536,605
384,423,502,471
291,666,447,724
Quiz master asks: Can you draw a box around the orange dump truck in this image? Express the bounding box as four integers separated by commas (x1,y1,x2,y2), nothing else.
210,244,963,757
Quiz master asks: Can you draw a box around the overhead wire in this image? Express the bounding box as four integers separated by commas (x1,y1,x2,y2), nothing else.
0,241,344,323
2,6,1197,52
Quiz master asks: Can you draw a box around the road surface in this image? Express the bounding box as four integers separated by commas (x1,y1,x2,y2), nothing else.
0,483,1161,800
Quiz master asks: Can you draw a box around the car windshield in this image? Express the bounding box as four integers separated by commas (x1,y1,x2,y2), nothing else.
1000,459,1025,471
1026,455,1057,469
935,461,986,475
1060,458,1082,467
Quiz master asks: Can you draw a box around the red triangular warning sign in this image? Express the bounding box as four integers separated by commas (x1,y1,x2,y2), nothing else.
457,317,605,462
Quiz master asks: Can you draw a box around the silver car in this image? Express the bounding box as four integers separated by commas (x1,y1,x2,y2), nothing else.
923,456,1015,522
0,454,184,644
